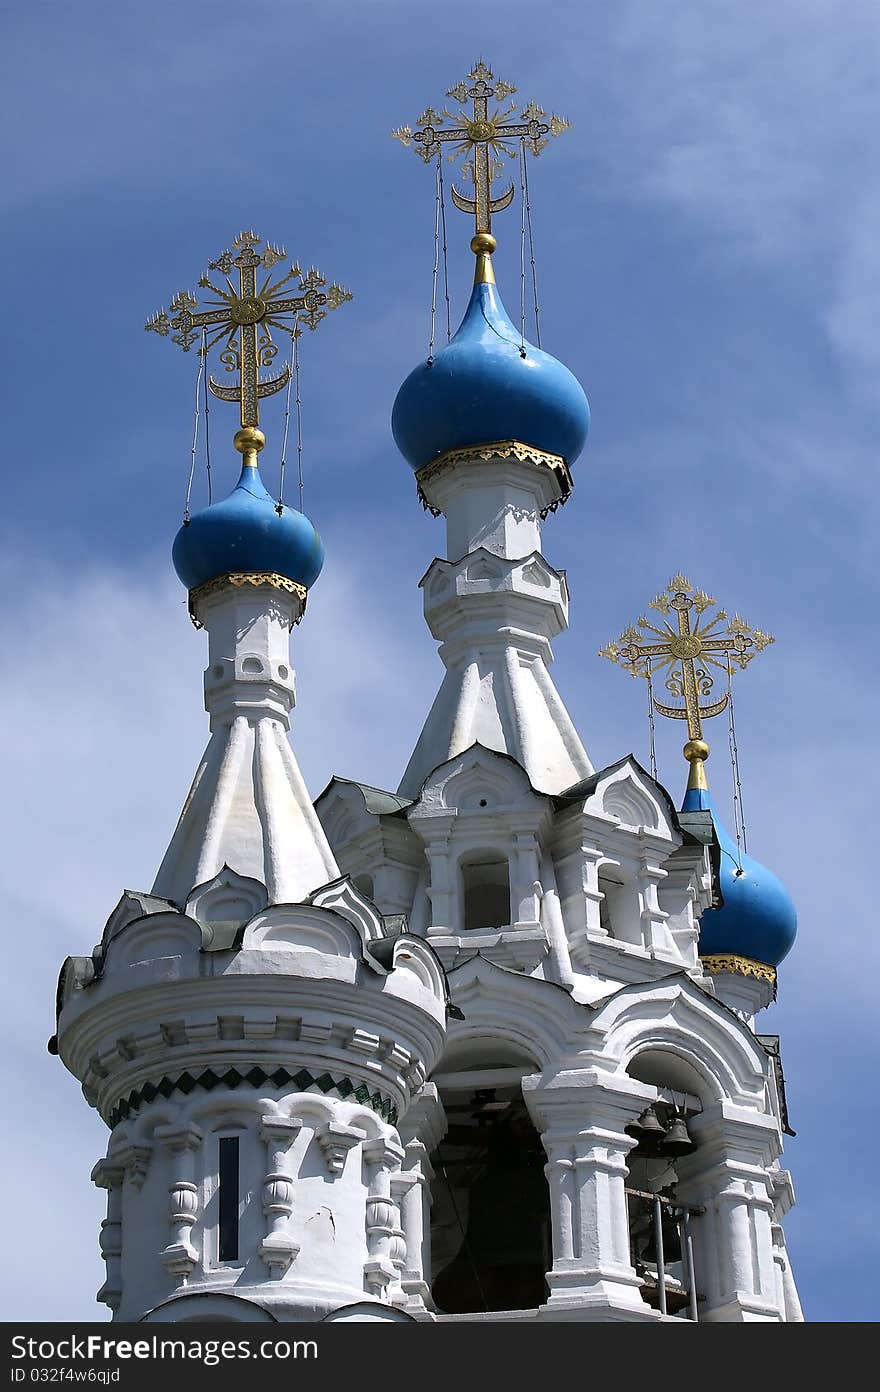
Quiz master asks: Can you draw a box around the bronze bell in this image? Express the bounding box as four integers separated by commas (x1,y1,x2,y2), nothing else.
659,1109,695,1157
627,1105,666,1144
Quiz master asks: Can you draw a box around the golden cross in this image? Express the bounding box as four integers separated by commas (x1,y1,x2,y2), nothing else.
599,574,774,778
146,231,352,431
392,60,570,238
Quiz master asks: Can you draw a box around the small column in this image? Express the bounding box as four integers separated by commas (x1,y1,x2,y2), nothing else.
513,831,541,927
423,829,455,931
92,1157,126,1313
156,1122,203,1282
675,1103,782,1321
397,1084,446,1312
259,1117,302,1277
524,1076,654,1313
389,1172,413,1307
363,1137,406,1299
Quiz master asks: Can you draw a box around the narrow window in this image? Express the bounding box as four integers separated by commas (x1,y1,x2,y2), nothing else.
218,1136,240,1262
462,856,511,931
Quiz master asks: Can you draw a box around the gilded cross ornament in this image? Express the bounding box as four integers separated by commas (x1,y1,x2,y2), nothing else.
599,575,774,783
146,231,352,432
392,60,571,239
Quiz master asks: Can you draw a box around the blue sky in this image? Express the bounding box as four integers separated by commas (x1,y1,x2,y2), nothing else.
3,0,877,1322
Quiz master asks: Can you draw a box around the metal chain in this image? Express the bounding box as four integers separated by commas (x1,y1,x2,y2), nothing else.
428,156,442,363
518,142,528,356
277,335,295,513
202,326,213,504
521,142,542,348
726,659,749,861
294,330,305,512
183,328,205,522
646,669,659,781
438,156,452,342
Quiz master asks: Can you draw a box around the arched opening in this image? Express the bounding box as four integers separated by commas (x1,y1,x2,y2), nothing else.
624,1050,706,1319
598,869,641,943
460,852,511,931
429,1053,550,1314
353,873,374,901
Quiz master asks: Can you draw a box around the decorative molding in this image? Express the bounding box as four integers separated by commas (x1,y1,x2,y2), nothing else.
188,572,308,629
415,439,573,518
316,1121,364,1175
108,1065,398,1129
701,953,778,987
118,1143,153,1189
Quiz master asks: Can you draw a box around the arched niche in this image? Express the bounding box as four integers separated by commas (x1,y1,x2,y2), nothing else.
459,849,511,931
428,1044,549,1314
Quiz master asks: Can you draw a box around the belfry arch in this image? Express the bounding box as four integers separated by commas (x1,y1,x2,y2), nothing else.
428,1044,550,1314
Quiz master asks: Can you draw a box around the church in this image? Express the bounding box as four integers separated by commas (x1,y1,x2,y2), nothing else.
50,63,802,1324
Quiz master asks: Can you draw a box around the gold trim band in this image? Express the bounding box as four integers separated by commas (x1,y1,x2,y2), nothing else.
416,439,573,518
188,572,308,629
700,953,777,986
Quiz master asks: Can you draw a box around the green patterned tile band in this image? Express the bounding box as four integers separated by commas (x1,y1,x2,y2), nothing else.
108,1064,398,1129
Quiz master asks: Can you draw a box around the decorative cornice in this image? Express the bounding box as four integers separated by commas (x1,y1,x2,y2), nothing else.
188,572,308,629
701,953,777,987
416,439,573,518
108,1065,398,1129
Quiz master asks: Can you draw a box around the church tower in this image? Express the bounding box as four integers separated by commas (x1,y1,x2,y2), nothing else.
53,65,803,1323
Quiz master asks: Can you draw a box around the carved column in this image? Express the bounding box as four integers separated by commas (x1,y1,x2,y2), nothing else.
156,1122,203,1282
397,1083,447,1312
423,822,455,931
389,1172,412,1306
513,831,541,927
675,1104,783,1321
92,1157,126,1313
524,1075,653,1314
259,1117,301,1277
363,1137,405,1299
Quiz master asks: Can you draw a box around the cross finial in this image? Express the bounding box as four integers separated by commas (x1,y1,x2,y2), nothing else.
146,232,352,454
392,61,570,274
599,575,774,788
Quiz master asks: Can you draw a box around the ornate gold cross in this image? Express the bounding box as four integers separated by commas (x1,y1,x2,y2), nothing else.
392,60,570,238
146,231,352,431
600,574,774,780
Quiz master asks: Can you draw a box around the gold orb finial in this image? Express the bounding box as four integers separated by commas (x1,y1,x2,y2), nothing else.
470,231,497,286
470,232,497,255
683,738,710,791
234,426,266,458
683,739,710,764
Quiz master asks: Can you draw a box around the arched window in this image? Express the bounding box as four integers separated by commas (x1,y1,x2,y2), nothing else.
429,1051,549,1314
460,853,511,931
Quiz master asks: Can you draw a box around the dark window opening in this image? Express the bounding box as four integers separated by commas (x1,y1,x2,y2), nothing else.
461,856,511,931
430,1089,550,1313
218,1136,240,1263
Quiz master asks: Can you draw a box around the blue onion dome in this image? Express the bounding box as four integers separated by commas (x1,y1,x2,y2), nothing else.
173,434,324,593
682,781,797,969
392,248,590,473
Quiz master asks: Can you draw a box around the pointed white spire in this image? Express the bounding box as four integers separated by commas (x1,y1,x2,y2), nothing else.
153,580,338,906
398,447,593,797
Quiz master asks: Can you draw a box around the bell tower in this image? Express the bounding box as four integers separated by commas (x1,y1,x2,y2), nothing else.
54,65,803,1324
